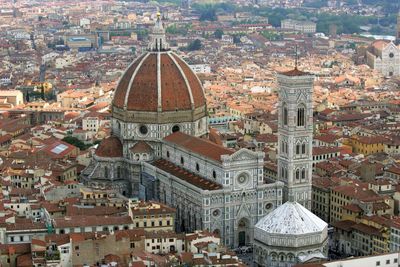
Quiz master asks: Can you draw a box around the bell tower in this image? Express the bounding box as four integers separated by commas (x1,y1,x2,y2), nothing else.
277,68,314,209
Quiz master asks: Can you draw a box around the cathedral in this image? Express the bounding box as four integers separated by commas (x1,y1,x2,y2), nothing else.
82,14,327,262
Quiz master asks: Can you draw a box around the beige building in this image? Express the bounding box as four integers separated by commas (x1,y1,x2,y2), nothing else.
128,200,176,232
281,19,316,33
0,90,24,108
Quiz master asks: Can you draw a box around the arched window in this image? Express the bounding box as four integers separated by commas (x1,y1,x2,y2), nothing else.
283,104,288,126
295,169,300,180
172,125,180,133
296,144,300,155
297,105,305,126
302,143,306,154
302,169,306,180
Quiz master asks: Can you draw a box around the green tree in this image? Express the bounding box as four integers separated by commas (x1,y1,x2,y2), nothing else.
198,5,217,21
186,39,202,51
214,29,224,39
62,136,88,151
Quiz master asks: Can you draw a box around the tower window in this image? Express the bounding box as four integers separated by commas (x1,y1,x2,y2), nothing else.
301,169,306,180
302,143,306,154
212,170,216,179
296,144,300,155
180,156,184,165
166,151,170,158
297,106,305,127
196,163,199,172
295,169,300,180
283,106,288,126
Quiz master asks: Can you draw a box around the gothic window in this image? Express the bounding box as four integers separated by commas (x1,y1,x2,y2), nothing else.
296,144,300,155
283,104,288,126
281,141,284,154
297,105,305,127
295,169,300,180
104,166,108,179
302,143,306,154
301,169,306,180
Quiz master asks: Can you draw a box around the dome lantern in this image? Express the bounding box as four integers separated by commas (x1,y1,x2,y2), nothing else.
148,12,169,52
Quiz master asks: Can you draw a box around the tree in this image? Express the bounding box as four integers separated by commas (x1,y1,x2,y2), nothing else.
199,5,217,21
186,39,202,51
62,136,88,151
214,29,224,39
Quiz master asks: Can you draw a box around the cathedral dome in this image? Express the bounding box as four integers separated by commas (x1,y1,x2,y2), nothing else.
95,136,123,158
112,51,206,113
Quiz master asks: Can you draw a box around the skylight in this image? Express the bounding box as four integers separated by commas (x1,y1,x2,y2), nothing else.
50,144,69,154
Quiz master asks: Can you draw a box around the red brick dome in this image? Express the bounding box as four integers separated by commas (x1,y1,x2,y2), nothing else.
112,51,206,112
95,136,123,158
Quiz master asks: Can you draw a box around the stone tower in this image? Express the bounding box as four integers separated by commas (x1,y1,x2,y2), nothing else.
277,68,314,209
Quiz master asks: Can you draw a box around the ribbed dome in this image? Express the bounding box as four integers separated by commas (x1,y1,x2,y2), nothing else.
95,136,123,158
112,51,206,112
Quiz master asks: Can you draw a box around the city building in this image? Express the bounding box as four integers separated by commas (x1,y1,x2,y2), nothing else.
294,252,400,267
281,19,316,33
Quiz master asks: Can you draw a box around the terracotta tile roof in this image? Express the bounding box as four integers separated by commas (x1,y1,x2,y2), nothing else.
152,159,222,191
163,132,234,162
342,204,362,213
314,134,340,143
280,67,310,76
130,141,153,153
95,136,123,158
312,146,341,156
53,215,132,228
113,52,206,112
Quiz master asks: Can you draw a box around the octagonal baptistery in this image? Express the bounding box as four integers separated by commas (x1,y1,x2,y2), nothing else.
254,201,328,267
111,17,208,158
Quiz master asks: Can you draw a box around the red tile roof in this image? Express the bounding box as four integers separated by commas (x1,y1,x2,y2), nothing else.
280,67,310,77
152,159,222,191
163,132,234,162
113,52,206,112
95,136,123,158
